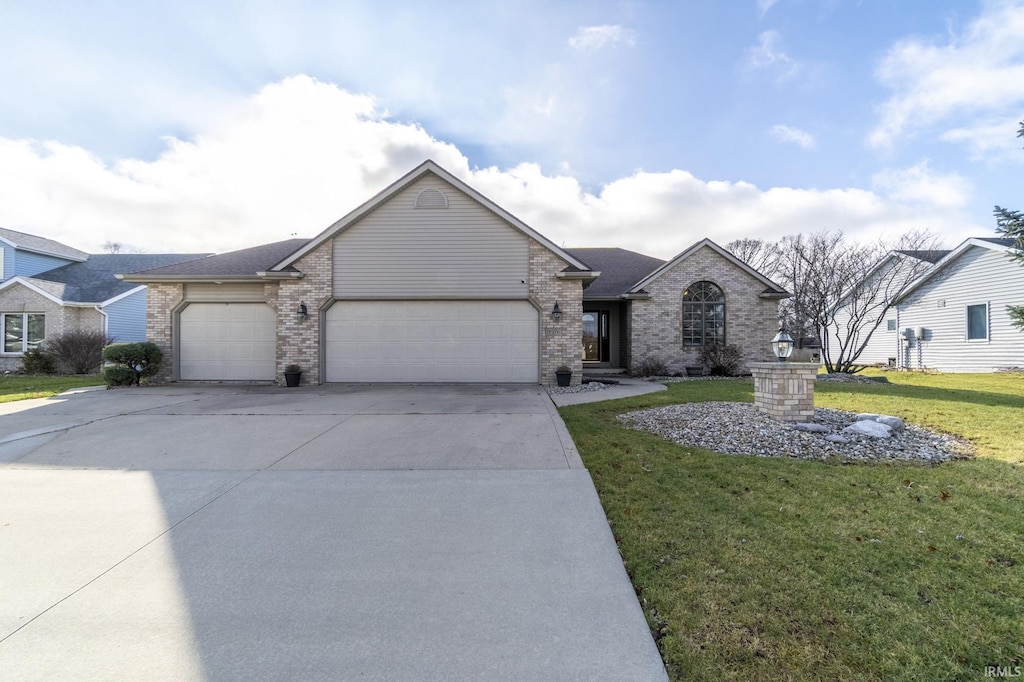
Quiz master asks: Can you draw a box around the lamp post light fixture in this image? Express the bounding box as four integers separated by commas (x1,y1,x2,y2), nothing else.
551,301,562,322
297,302,308,321
771,328,794,362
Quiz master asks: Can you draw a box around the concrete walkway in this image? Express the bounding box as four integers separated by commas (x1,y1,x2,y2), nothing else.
0,385,667,681
549,377,667,406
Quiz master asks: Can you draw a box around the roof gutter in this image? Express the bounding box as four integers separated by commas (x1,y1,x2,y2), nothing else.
118,274,297,284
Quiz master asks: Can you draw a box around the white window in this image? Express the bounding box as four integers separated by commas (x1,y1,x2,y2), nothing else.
886,319,896,332
2,313,45,353
966,304,988,341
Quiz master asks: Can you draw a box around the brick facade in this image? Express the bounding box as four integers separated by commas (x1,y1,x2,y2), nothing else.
629,245,780,375
529,241,584,386
0,283,104,372
275,241,333,386
146,283,185,382
750,362,819,422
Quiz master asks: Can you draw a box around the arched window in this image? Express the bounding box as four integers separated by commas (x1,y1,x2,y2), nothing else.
682,281,725,346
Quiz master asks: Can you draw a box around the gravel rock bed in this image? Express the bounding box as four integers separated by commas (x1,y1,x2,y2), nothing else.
618,402,973,464
546,381,611,396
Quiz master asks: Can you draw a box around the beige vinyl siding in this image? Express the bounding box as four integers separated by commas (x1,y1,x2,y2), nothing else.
185,283,267,302
898,246,1024,372
333,177,529,299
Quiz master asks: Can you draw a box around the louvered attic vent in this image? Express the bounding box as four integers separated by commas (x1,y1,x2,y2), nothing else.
415,188,449,209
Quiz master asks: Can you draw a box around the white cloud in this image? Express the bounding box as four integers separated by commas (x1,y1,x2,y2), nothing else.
871,161,973,209
771,124,816,149
0,76,983,259
941,115,1024,162
757,0,779,17
869,1,1024,149
745,30,801,82
568,25,636,51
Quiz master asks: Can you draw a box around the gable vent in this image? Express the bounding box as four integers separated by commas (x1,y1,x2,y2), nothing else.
415,188,449,209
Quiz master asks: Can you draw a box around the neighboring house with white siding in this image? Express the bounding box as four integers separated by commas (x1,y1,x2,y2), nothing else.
124,160,786,386
894,238,1024,372
0,227,207,372
825,249,948,367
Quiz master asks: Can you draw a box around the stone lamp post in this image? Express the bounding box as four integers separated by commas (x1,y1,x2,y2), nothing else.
750,329,820,422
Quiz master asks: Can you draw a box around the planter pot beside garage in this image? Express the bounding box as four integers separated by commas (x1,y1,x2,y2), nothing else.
555,367,572,387
284,364,302,387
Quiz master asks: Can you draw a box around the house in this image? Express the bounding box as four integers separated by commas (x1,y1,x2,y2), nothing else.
124,160,786,386
0,227,208,372
824,248,948,367
893,238,1024,372
566,243,787,374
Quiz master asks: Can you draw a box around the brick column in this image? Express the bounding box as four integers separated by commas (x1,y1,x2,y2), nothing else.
749,362,820,422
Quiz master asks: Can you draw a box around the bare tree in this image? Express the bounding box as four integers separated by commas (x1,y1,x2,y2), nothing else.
725,238,782,275
102,240,123,254
732,229,941,373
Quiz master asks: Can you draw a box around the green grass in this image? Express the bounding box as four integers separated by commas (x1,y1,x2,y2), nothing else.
0,374,104,402
560,373,1024,681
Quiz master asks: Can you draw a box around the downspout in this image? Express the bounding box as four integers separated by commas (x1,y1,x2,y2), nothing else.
94,305,109,340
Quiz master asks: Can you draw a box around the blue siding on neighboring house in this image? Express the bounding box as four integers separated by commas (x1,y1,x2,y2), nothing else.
14,251,74,278
104,288,148,342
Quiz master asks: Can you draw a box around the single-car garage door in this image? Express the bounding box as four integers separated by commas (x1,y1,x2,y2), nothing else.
179,303,276,381
325,301,539,383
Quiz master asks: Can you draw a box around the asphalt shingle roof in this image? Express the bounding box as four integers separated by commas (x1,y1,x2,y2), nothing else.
0,227,88,261
975,237,1017,247
33,253,210,302
565,247,666,298
134,239,310,277
896,249,952,264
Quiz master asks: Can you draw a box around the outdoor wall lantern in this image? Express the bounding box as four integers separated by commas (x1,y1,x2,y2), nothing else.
771,328,794,362
297,302,308,321
551,301,562,322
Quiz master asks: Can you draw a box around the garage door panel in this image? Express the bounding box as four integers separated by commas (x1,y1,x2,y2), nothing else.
180,303,276,381
326,301,539,383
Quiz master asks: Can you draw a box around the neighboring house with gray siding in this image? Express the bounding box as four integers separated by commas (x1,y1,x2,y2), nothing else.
0,227,207,372
894,238,1024,372
125,160,786,386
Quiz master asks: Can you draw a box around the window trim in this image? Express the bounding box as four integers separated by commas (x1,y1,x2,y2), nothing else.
681,281,726,347
965,303,988,342
2,312,45,355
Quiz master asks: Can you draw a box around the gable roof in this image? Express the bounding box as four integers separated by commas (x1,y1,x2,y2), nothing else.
272,160,592,273
897,237,1019,301
30,253,210,302
122,239,308,282
895,249,951,264
628,238,788,298
0,227,88,262
565,248,666,298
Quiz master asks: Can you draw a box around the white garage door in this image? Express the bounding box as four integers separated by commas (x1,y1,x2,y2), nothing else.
179,303,276,381
325,301,539,383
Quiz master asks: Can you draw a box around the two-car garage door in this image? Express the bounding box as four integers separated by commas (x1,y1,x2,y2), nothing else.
324,301,538,383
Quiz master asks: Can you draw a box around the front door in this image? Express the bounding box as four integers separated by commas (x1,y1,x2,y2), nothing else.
582,311,609,362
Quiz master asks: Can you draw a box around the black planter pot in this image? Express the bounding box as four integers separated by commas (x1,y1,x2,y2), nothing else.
284,371,302,387
555,370,572,387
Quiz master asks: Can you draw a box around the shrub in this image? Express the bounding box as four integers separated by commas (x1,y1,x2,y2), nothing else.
102,342,163,386
631,357,668,377
103,366,138,387
698,343,744,376
45,330,112,374
21,347,56,375
285,364,302,373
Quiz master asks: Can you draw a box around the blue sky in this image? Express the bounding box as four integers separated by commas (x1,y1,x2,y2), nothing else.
1,0,1022,257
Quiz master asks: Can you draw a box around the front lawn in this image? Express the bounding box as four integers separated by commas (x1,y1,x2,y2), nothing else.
0,374,104,403
560,372,1024,681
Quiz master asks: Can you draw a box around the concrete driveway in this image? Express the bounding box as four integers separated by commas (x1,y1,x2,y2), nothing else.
0,384,667,681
